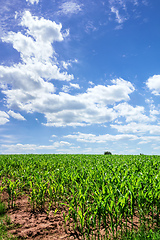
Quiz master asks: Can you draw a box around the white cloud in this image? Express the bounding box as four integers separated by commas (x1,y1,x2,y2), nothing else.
0,65,56,91
0,11,74,114
138,136,160,144
58,1,83,15
44,105,116,127
70,83,80,89
89,81,94,85
37,141,72,149
1,141,72,153
0,111,9,125
62,82,80,92
64,130,160,151
21,11,64,43
62,85,70,93
84,78,135,105
0,10,138,128
62,61,71,69
0,134,16,144
111,7,125,24
26,0,39,4
0,63,135,127
150,109,159,116
3,32,53,63
109,0,147,25
146,75,160,95
42,78,134,127
8,110,26,121
114,102,151,122
111,122,160,134
65,132,138,143
145,98,154,105
145,98,159,121
62,59,78,69
2,11,73,83
51,135,57,138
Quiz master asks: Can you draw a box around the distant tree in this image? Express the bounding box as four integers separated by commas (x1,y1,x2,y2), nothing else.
104,151,112,155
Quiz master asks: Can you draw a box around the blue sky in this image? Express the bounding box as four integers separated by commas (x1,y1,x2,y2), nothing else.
0,0,160,154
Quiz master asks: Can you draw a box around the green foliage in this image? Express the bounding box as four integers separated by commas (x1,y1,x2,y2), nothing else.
0,217,17,240
4,216,11,226
0,154,160,239
122,228,160,240
0,201,6,216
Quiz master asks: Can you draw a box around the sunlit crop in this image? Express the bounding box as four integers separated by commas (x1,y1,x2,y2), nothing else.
0,154,160,239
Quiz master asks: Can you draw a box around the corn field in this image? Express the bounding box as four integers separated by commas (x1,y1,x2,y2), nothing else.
0,154,160,239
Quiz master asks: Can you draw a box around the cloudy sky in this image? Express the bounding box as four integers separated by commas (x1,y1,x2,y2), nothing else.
0,0,160,154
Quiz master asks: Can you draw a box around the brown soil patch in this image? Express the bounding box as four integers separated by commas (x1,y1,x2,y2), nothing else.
1,191,159,240
2,193,81,239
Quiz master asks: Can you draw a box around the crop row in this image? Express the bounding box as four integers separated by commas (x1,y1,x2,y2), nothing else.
0,154,160,239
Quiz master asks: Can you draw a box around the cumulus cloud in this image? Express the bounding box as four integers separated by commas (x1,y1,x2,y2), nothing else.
89,81,94,86
84,78,135,105
0,65,56,91
0,11,74,114
62,82,80,92
58,1,83,15
138,136,160,144
0,111,9,125
26,0,39,4
70,83,80,89
0,44,135,129
1,141,72,153
114,102,151,122
64,132,138,143
2,11,73,80
0,11,138,128
64,129,160,149
21,11,64,43
43,78,134,127
62,85,70,93
44,106,116,127
2,11,72,75
111,122,160,134
51,134,57,138
8,110,26,121
3,32,53,63
146,75,160,95
62,59,78,69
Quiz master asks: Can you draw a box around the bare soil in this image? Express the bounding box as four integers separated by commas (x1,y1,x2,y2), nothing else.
1,191,159,240
2,192,82,239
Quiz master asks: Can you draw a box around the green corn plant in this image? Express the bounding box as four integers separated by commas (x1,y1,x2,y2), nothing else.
77,208,88,234
28,180,36,212
0,153,160,239
63,212,69,232
127,181,135,230
35,180,48,210
106,198,115,238
47,183,54,213
0,177,5,201
5,179,19,208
